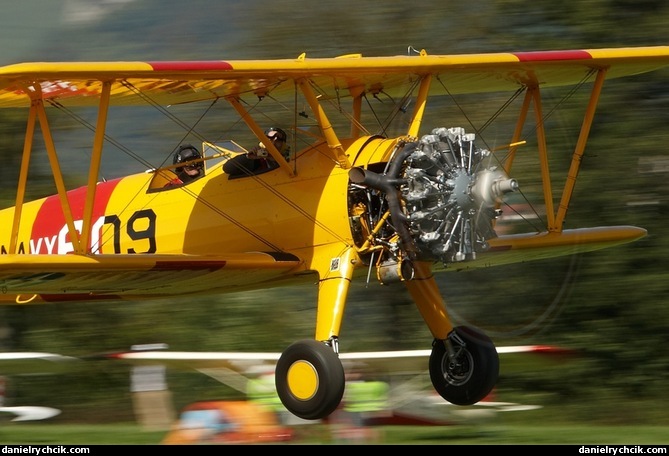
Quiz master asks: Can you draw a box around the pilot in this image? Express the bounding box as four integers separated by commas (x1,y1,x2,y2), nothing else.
165,144,204,187
223,127,289,178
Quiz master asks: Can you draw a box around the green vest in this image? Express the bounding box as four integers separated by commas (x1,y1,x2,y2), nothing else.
343,381,389,412
246,376,283,411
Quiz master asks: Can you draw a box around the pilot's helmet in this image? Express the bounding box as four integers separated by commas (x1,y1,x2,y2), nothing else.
173,144,203,173
264,127,289,157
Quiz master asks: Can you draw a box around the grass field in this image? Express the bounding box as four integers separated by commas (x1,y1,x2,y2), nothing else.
1,423,668,445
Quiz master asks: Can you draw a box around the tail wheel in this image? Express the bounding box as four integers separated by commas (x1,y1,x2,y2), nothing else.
429,326,499,405
275,339,345,420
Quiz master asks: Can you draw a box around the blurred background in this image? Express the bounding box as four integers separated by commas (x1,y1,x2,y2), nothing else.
0,0,667,436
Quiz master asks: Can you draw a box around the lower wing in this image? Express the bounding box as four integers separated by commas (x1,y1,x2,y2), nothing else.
0,251,303,304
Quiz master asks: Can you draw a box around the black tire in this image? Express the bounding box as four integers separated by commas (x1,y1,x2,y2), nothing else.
429,326,499,405
275,339,345,420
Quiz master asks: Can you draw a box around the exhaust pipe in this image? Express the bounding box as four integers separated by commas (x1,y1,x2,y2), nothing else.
349,142,418,259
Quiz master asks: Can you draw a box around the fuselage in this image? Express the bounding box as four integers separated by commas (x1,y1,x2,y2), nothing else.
0,136,398,276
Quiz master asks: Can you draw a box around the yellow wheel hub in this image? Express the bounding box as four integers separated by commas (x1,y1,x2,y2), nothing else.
287,360,319,401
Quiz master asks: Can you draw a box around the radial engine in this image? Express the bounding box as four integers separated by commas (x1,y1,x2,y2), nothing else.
349,127,518,284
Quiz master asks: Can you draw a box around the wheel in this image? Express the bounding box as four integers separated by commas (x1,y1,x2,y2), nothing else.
429,325,499,405
275,339,345,420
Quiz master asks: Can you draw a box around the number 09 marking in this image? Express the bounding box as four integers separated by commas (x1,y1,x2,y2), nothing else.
91,209,157,254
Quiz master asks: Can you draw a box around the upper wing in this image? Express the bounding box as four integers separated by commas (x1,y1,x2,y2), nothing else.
0,47,668,108
0,252,303,303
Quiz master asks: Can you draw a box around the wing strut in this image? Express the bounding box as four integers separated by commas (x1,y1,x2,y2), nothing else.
502,69,607,233
529,85,557,231
8,98,38,253
226,96,295,177
555,68,607,230
298,79,351,169
31,84,81,251
406,75,432,139
80,80,111,254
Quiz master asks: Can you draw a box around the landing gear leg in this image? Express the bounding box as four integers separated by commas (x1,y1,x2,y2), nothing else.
275,247,356,420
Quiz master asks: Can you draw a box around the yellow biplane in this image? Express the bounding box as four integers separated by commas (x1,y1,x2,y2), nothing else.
0,47,667,420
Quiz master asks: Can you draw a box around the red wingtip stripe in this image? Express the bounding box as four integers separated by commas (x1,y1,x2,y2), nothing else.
528,345,578,356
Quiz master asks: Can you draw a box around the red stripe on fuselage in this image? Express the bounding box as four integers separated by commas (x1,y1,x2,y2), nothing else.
31,179,122,254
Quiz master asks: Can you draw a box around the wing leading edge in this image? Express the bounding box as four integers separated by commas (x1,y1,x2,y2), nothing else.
0,47,667,108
